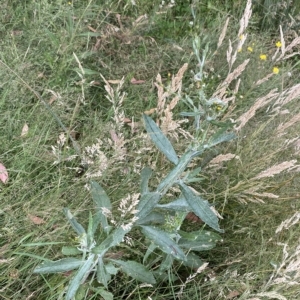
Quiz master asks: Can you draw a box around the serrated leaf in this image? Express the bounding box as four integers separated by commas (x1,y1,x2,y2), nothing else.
140,226,186,261
140,167,152,195
97,258,110,288
90,181,112,234
137,192,161,220
110,260,156,285
178,230,221,251
143,115,178,165
33,258,83,274
62,246,82,256
63,208,86,236
66,255,95,300
179,183,224,233
156,197,190,212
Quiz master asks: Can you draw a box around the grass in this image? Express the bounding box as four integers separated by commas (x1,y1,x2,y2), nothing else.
1,0,300,299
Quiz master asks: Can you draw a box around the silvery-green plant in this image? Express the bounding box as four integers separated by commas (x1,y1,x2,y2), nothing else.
33,36,235,299
33,111,235,299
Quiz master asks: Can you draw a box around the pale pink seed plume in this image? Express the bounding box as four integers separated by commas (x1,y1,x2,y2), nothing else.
273,83,300,109
213,59,250,100
276,212,300,234
237,0,252,38
217,17,230,49
277,112,300,136
207,153,239,168
235,89,278,131
253,160,298,180
0,163,8,184
255,73,274,86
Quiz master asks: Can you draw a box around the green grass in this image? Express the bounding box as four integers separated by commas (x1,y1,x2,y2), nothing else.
1,0,300,299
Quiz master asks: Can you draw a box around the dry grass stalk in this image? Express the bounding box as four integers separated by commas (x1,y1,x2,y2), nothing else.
237,0,252,38
171,63,188,94
253,160,297,180
213,59,250,99
249,292,287,300
178,263,209,298
276,211,300,233
207,153,239,167
235,89,278,131
218,17,230,49
277,112,300,136
255,73,274,86
226,39,233,66
273,29,300,62
238,187,279,203
153,64,192,140
273,83,300,109
266,241,300,290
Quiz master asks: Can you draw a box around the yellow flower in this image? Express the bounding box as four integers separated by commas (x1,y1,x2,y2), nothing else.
259,54,267,61
238,48,242,53
273,67,279,74
239,34,244,40
276,41,282,48
247,46,253,52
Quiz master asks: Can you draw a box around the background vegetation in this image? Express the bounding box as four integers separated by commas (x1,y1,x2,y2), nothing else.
1,0,300,299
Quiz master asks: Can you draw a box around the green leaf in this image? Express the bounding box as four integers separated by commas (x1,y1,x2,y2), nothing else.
74,285,87,300
97,258,110,289
158,254,174,273
92,227,129,256
143,115,178,165
89,287,114,300
87,211,95,248
179,182,224,233
208,128,236,147
110,260,156,285
140,226,186,261
156,149,204,195
79,32,102,37
140,167,152,195
182,252,204,269
33,258,83,274
64,208,86,236
137,192,161,220
105,263,119,275
153,270,178,282
136,212,165,225
62,246,82,256
73,67,99,75
98,289,114,300
90,181,112,234
178,230,221,251
156,197,190,212
66,255,95,300
143,242,157,264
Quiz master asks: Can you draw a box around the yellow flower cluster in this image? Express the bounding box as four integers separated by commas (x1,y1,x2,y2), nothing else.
259,54,267,61
273,67,279,74
237,39,280,74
